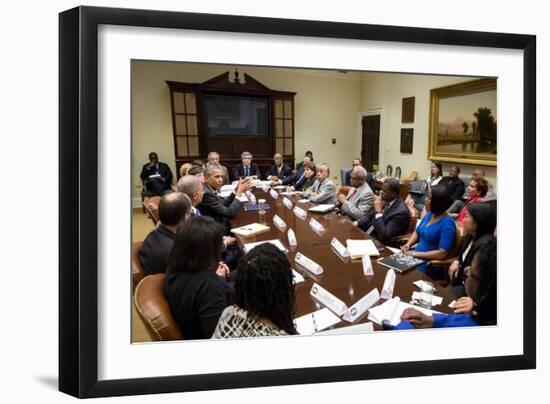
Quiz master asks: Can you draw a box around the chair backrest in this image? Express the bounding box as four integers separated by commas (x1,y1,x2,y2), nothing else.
340,168,351,186
395,166,402,179
386,164,393,177
134,274,183,341
143,196,161,226
406,214,418,234
132,241,146,289
446,222,465,259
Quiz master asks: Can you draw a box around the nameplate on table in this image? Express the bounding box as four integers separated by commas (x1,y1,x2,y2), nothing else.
273,214,287,229
330,237,349,258
293,206,307,220
282,197,293,210
342,288,380,323
245,191,257,205
295,252,322,275
310,283,347,317
362,254,374,276
269,189,279,199
381,269,396,299
309,218,325,233
292,269,305,285
287,228,297,246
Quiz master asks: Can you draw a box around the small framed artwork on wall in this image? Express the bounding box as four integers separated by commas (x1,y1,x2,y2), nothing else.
400,128,414,153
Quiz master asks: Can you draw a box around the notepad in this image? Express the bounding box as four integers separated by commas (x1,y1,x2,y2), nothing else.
230,223,271,237
308,204,336,213
243,239,288,253
367,297,439,327
294,308,342,335
345,239,380,259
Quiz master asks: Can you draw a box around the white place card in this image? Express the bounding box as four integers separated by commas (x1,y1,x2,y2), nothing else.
310,283,348,316
413,280,436,292
262,186,270,193
292,269,305,285
330,237,349,258
269,189,279,199
273,214,287,229
245,191,257,205
342,288,380,323
293,206,307,220
309,218,325,233
297,199,310,204
362,254,374,276
287,228,297,246
381,269,396,299
295,252,323,275
282,197,293,210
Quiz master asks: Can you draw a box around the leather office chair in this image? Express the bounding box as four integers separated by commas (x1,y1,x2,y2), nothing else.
426,222,465,287
388,214,418,247
134,274,183,341
143,196,161,226
132,241,146,289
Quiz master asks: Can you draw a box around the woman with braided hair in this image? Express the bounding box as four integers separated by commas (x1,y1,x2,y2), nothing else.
212,243,298,338
396,238,497,329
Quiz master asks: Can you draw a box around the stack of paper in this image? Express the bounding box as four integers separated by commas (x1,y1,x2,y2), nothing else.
317,322,374,335
243,239,288,253
294,308,342,335
308,204,336,213
345,239,380,259
367,297,439,327
230,223,270,237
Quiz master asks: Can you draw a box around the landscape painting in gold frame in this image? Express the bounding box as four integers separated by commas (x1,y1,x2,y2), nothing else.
428,78,497,166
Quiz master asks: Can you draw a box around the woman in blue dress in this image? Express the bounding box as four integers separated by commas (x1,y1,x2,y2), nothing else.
396,239,497,328
401,185,456,280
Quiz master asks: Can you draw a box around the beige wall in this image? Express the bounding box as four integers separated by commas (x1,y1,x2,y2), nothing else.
133,62,497,202
132,61,362,200
359,72,497,189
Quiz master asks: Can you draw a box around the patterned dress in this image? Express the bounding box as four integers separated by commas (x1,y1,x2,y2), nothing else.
212,305,289,338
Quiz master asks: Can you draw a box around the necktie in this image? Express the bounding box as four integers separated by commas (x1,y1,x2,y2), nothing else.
245,166,249,177
348,188,358,202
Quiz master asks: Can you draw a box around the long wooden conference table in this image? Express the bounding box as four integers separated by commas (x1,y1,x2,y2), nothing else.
230,187,455,332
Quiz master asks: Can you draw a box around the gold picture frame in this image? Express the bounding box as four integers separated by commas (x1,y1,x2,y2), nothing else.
428,78,497,166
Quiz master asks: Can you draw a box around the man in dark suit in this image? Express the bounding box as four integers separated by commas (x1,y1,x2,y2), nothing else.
354,178,411,243
233,151,261,180
139,192,192,275
439,165,466,201
198,164,252,233
177,174,243,269
296,150,313,171
344,157,363,186
140,152,173,196
266,153,292,181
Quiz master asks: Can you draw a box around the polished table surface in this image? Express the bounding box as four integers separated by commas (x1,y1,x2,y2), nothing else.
230,187,454,331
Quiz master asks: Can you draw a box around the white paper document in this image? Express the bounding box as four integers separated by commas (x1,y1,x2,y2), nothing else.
308,204,336,213
317,322,375,335
346,239,380,259
342,288,380,323
243,239,288,253
368,297,439,327
294,308,342,335
292,269,305,285
411,292,443,307
310,283,348,316
413,280,437,292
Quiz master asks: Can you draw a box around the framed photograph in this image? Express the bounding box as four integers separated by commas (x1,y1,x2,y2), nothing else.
428,78,497,166
402,96,415,123
59,6,536,398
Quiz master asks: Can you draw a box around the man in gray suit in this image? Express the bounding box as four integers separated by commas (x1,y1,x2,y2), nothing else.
206,151,230,185
337,165,374,220
305,162,336,204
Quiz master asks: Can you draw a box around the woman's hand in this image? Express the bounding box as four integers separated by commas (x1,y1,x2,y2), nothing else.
448,260,460,280
400,308,434,328
453,297,475,314
223,236,236,247
215,262,230,278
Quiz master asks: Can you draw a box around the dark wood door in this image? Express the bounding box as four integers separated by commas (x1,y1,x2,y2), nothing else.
361,115,380,172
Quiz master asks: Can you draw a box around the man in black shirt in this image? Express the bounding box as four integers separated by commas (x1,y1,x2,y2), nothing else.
139,192,192,275
439,165,466,201
140,152,173,196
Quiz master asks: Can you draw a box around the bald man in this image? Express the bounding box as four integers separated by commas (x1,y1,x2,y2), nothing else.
139,192,192,276
266,153,292,181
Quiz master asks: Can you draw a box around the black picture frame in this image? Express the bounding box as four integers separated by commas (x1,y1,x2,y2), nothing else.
59,6,536,398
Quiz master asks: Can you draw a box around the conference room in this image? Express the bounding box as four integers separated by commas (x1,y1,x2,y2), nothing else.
131,59,497,342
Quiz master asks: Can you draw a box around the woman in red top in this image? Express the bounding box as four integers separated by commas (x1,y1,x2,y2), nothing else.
453,177,489,223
